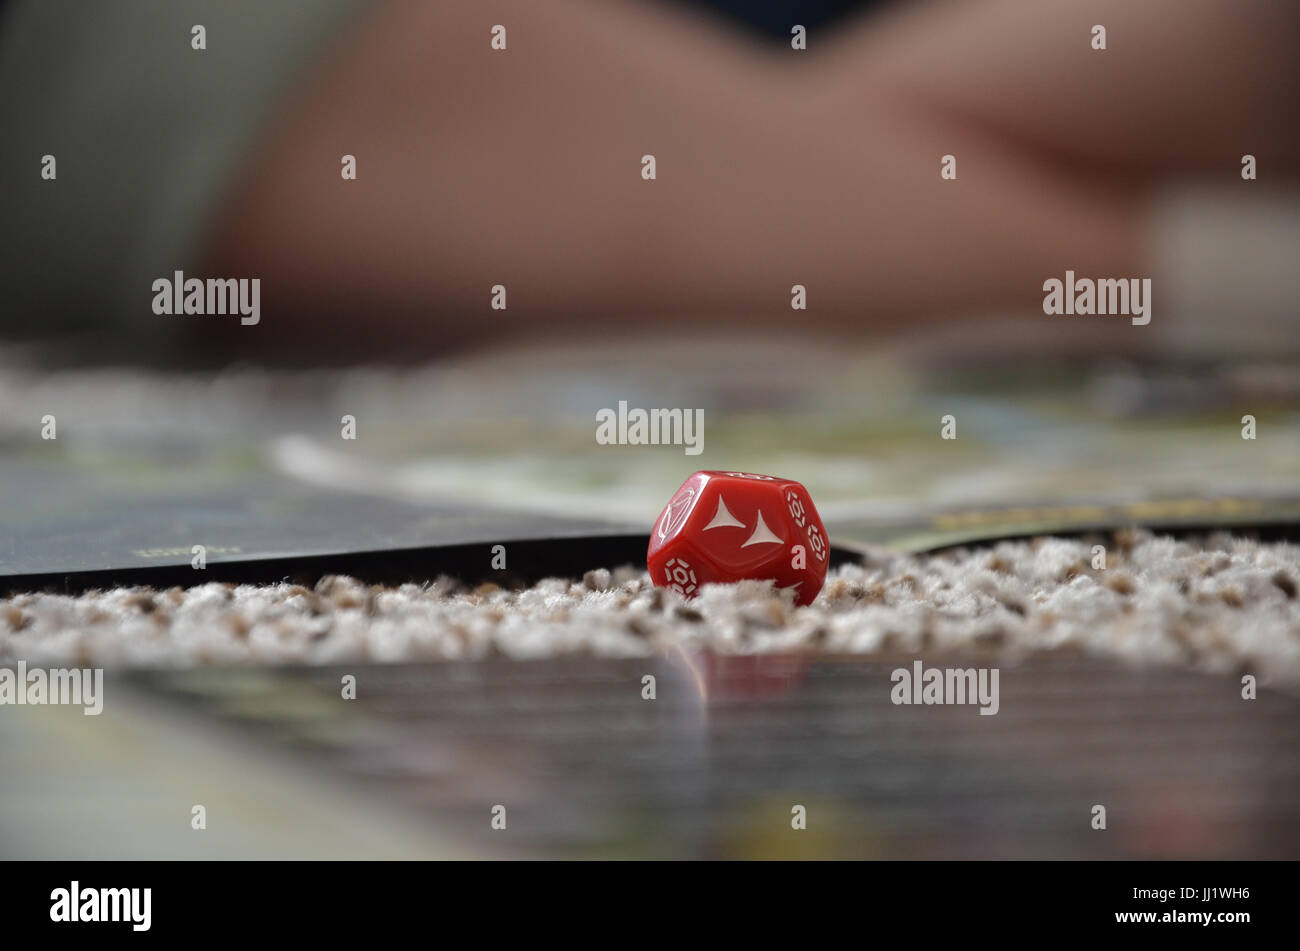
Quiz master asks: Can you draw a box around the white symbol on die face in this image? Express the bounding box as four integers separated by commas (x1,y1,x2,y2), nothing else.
663,557,698,596
658,488,695,539
807,525,827,561
703,495,746,531
741,510,784,548
786,491,806,527
724,472,775,481
699,492,784,549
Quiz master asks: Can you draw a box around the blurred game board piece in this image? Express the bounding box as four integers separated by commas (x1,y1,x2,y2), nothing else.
22,654,1286,860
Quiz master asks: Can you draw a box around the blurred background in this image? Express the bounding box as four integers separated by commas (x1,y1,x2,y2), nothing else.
1,0,1298,860
1,0,1297,573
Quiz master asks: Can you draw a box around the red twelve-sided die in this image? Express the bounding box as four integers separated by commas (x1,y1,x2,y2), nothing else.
647,470,829,606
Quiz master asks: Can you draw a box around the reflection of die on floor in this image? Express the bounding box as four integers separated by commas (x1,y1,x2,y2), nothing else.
647,471,829,606
696,651,813,703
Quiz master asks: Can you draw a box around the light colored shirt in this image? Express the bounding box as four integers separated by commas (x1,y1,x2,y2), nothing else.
0,0,366,347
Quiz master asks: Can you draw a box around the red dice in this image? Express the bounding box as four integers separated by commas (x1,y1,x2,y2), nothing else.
647,470,829,606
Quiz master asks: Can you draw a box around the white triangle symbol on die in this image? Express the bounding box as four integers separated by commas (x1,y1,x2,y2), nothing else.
703,495,746,531
741,510,784,547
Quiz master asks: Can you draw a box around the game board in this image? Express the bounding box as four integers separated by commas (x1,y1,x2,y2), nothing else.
3,339,1297,589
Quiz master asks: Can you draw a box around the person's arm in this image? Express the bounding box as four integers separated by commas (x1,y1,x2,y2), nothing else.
203,0,1144,359
822,0,1300,173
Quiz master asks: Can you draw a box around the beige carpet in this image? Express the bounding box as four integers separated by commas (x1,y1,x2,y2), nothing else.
4,530,1299,687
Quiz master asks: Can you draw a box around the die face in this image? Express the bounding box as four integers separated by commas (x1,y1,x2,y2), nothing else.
647,470,712,562
686,475,794,575
647,471,828,606
649,543,723,598
777,481,830,569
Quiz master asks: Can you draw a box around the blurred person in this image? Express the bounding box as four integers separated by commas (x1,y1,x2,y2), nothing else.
0,0,1295,364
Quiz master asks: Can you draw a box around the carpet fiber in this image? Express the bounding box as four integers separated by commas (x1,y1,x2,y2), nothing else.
4,530,1299,687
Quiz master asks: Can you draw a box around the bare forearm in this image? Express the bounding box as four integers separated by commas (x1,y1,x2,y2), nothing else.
206,0,1154,352
824,0,1300,172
